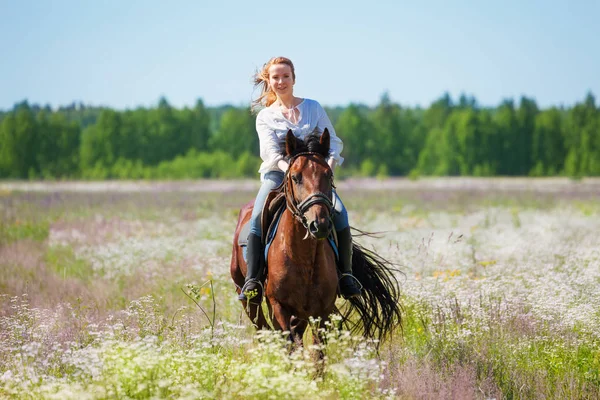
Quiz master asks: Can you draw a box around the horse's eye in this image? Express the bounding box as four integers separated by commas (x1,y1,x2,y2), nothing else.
292,174,302,184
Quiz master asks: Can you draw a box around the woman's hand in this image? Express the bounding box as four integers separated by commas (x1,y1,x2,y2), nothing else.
277,159,290,172
327,157,336,173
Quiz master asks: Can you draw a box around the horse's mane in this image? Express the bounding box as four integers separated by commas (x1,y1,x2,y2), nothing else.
283,130,329,159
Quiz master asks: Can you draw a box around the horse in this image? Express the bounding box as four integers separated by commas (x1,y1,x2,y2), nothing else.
230,129,402,348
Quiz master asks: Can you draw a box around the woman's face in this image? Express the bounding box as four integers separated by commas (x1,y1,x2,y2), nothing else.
268,63,295,98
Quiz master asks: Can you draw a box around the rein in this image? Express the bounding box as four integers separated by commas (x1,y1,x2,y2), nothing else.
283,152,334,230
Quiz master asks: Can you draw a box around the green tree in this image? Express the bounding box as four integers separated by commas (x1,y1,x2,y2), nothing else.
185,99,212,151
80,109,122,173
368,93,418,175
531,108,565,176
0,114,17,177
0,102,40,178
515,96,539,175
564,93,600,176
415,127,446,175
153,97,182,162
422,92,454,131
335,104,374,169
209,108,257,158
493,100,519,175
35,111,80,178
416,108,495,176
454,109,495,175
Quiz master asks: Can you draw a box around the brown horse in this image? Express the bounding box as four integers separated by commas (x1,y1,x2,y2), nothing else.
230,129,402,346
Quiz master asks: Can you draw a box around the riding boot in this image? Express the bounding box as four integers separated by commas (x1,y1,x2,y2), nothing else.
337,227,362,299
238,233,264,304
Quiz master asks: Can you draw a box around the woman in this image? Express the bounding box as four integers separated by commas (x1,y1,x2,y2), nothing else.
238,56,361,303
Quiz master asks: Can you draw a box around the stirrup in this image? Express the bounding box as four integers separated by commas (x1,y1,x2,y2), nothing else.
238,279,264,303
339,273,363,299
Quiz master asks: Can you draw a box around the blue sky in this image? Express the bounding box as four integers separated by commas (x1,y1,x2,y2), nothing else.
1,0,598,110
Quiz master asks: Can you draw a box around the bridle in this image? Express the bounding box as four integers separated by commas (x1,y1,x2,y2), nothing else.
283,152,334,231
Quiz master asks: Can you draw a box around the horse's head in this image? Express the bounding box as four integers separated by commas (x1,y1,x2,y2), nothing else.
283,129,334,240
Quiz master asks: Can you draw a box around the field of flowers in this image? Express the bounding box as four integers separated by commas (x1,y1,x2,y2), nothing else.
1,178,600,399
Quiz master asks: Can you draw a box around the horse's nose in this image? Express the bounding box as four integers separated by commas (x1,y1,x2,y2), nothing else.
309,220,320,236
308,220,330,240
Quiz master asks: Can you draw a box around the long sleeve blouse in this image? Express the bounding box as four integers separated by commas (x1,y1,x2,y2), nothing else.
255,98,344,179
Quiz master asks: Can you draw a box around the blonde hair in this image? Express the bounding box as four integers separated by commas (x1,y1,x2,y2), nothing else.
251,57,296,112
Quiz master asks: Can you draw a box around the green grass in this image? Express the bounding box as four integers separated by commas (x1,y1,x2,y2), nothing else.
0,219,49,244
2,180,600,399
45,245,94,282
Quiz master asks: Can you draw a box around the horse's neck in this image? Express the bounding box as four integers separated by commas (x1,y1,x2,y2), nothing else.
280,210,320,261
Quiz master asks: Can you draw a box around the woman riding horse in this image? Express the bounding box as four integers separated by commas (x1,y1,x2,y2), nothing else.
230,129,402,345
237,56,361,303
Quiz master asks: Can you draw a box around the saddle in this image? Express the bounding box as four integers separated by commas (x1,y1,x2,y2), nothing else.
261,187,287,247
237,184,286,249
237,184,339,266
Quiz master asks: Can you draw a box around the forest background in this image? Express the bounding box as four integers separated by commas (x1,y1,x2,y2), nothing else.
1,91,598,180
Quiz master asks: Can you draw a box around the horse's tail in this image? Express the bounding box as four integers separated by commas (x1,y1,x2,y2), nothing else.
339,231,403,344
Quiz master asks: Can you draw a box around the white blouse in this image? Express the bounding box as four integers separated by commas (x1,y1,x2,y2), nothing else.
255,98,344,178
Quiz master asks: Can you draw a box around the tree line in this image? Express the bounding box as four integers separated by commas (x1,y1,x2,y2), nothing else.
0,92,598,179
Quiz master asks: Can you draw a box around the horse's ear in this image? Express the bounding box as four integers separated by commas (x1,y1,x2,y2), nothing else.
285,129,296,156
320,128,330,153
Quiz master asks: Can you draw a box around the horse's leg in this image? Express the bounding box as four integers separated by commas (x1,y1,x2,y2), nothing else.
310,316,329,365
290,316,308,347
230,205,251,293
265,300,275,329
241,300,269,330
230,206,271,331
269,300,293,342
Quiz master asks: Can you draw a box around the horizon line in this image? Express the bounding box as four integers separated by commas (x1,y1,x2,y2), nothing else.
1,90,597,113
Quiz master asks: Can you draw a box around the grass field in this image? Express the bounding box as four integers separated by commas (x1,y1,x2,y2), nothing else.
1,178,600,399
